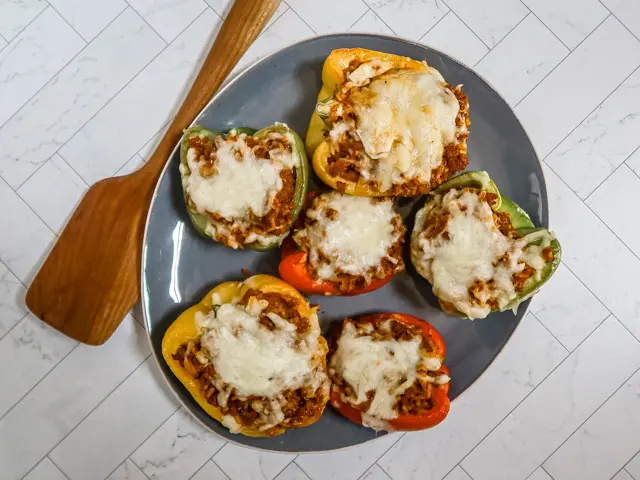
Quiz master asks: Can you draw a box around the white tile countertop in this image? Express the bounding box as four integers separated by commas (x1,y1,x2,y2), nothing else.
1,0,640,479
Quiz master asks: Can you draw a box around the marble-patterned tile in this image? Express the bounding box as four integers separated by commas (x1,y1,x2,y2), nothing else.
192,460,230,480
461,317,640,480
421,12,489,67
602,0,640,40
50,356,179,480
231,9,314,77
443,466,472,480
378,314,567,480
297,434,400,480
138,122,171,160
515,16,640,158
47,0,127,41
24,457,68,480
205,0,290,28
0,316,149,480
60,9,220,184
214,443,296,480
348,9,394,35
108,459,148,480
131,407,226,480
0,178,55,284
444,0,528,47
476,14,568,105
0,261,28,338
0,314,76,418
544,368,640,480
18,154,88,234
521,0,608,49
530,263,609,351
543,164,640,339
0,8,164,188
359,464,392,480
368,0,449,41
627,148,640,176
276,463,311,480
0,35,6,51
527,467,553,480
0,0,47,41
587,164,640,256
0,7,84,127
627,451,640,479
286,0,368,34
546,68,640,199
126,0,207,42
613,470,636,480
115,154,146,177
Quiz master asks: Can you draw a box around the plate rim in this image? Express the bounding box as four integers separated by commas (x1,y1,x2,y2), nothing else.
140,32,546,453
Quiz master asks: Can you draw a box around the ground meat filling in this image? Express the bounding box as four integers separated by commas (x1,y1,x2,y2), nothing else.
293,193,406,292
416,187,555,314
184,132,297,247
172,291,327,435
324,61,470,196
327,317,449,419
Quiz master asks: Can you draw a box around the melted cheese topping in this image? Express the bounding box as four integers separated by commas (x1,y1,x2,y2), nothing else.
329,320,448,430
411,189,550,319
195,295,327,431
179,129,298,247
293,192,401,281
330,63,460,191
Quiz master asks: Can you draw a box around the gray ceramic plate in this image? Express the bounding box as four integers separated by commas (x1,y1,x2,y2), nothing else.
142,34,547,453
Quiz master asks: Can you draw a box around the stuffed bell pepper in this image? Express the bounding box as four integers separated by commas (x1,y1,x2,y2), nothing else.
279,191,405,296
327,313,450,432
410,171,561,320
162,274,330,437
306,48,470,197
179,123,308,250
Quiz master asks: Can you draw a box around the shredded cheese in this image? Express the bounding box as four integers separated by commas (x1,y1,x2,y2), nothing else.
293,192,401,281
410,188,551,319
329,320,447,431
195,296,327,432
330,63,461,191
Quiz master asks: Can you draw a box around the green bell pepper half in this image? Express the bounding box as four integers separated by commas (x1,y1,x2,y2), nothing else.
416,171,561,317
179,124,309,251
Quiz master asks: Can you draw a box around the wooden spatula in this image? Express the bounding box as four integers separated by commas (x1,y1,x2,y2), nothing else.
25,0,282,345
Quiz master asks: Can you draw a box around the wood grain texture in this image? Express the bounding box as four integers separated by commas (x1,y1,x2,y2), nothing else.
25,0,281,345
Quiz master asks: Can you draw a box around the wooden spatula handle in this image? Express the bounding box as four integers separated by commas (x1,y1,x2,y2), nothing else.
25,0,280,345
143,0,281,176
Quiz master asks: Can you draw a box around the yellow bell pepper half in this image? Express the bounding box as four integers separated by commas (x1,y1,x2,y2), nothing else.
161,274,322,437
306,48,430,196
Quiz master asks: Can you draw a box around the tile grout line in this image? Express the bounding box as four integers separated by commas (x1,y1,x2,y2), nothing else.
295,431,407,480
47,452,72,480
473,13,531,67
629,159,640,181
371,462,394,480
625,467,638,480
439,0,493,50
537,364,640,475
122,0,191,45
0,6,128,133
537,61,640,162
583,159,628,203
460,463,475,480
347,7,372,31
418,9,452,43
106,457,152,480
530,311,571,354
525,7,572,52
451,315,618,477
117,407,226,480
0,342,79,424
17,353,153,480
0,311,35,344
0,3,48,47
606,8,640,45
287,6,317,35
514,13,611,108
544,160,640,308
45,1,100,44
540,464,556,479
360,1,398,36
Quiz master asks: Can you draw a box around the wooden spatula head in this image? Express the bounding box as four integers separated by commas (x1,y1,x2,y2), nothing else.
26,0,281,345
